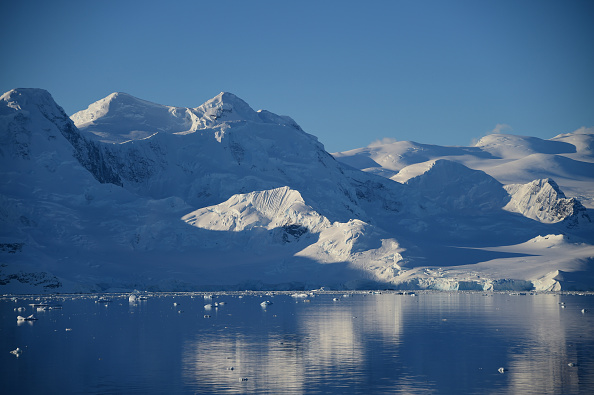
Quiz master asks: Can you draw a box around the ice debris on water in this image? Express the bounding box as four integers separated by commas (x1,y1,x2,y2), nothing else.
10,348,23,357
17,314,37,321
568,363,577,367
581,309,588,313
260,300,273,307
498,367,506,373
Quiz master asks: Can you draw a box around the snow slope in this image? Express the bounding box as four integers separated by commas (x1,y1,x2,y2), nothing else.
1,88,593,293
334,131,594,208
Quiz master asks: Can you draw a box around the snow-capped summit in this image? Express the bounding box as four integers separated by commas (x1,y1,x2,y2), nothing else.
194,91,261,124
403,159,509,212
473,133,576,158
0,88,104,191
71,92,195,143
71,91,304,144
1,88,59,113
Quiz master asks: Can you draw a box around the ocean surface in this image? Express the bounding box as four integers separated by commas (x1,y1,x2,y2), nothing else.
2,291,593,394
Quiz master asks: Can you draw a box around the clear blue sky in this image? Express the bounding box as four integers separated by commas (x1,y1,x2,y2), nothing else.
2,0,593,152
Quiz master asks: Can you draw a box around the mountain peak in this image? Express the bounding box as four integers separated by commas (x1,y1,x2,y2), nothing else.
195,91,260,123
1,88,63,115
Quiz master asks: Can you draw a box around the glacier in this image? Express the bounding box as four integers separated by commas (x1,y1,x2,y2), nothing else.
1,88,593,293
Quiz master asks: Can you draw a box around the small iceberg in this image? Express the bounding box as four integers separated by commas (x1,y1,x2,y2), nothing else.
10,348,22,357
260,300,273,307
498,367,506,373
17,314,37,321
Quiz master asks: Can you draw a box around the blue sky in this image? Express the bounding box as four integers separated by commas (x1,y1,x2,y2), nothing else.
2,0,593,152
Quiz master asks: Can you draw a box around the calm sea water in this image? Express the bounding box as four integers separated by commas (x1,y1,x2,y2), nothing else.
1,291,593,394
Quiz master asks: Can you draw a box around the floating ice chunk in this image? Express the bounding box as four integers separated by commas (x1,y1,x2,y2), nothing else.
204,304,212,310
129,294,137,303
239,378,249,382
498,367,506,373
291,293,308,298
204,295,213,299
17,314,37,321
568,363,577,367
65,328,72,331
10,348,22,357
260,300,273,307
333,298,339,301
582,309,588,313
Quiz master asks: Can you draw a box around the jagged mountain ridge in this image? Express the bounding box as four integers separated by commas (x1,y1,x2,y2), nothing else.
1,88,593,293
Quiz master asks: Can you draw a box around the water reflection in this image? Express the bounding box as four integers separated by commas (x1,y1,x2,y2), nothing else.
1,292,593,394
182,294,429,394
181,293,594,394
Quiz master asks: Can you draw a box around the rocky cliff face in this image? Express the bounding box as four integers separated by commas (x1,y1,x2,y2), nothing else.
504,178,591,227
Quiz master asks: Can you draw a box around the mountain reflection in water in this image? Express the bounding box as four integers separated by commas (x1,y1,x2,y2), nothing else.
181,292,594,394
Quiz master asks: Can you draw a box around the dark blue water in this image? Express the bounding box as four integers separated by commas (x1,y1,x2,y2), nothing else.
2,292,593,394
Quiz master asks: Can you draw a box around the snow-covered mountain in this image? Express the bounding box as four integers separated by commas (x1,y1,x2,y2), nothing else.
334,131,594,209
1,88,593,293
